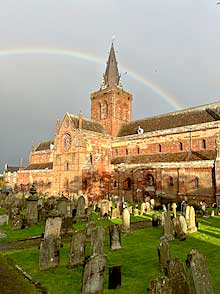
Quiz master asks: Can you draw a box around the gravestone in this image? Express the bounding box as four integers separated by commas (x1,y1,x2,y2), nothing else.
163,211,175,241
128,206,132,214
26,194,39,224
0,214,9,226
75,196,87,222
152,214,159,227
171,202,177,218
111,207,120,219
108,266,121,289
179,215,188,234
81,254,106,294
122,208,130,234
145,202,151,213
140,202,146,215
44,209,62,238
109,224,121,250
68,230,86,268
86,206,93,222
100,200,109,217
91,226,105,255
187,206,197,233
185,205,190,222
133,207,139,216
186,249,213,294
147,276,172,294
39,235,61,270
86,221,97,239
57,196,69,216
11,207,22,229
167,258,190,294
173,217,184,237
61,216,73,234
38,207,47,222
158,237,170,273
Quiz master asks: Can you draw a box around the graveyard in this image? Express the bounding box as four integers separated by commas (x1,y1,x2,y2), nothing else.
0,193,219,293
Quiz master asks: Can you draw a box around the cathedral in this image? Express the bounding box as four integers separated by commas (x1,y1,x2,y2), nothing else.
5,44,220,204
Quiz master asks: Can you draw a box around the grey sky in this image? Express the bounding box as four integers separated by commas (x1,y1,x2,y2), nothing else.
0,0,220,171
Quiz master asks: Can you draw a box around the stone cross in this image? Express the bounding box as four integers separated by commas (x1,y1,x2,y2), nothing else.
81,254,106,294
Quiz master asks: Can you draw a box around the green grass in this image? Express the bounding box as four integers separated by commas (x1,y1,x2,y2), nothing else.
0,223,45,242
4,216,220,294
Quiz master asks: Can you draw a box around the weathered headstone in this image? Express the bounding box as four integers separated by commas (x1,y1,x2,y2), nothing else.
100,200,109,217
186,249,213,294
140,202,146,215
173,216,185,239
44,209,62,238
185,205,190,222
0,214,9,226
147,276,172,294
122,208,130,234
91,226,105,256
81,254,106,294
11,207,22,229
39,235,61,270
171,202,177,218
163,211,175,241
61,216,73,234
86,221,97,239
111,207,120,219
57,196,69,216
167,258,190,294
133,207,139,216
152,214,159,227
179,215,188,234
108,266,121,289
26,194,39,224
145,202,151,213
158,237,170,273
187,206,197,233
75,196,87,222
109,224,121,250
68,230,86,268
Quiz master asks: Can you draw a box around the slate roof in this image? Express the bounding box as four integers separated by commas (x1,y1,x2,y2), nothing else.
35,141,54,151
111,150,216,165
25,162,53,170
6,166,19,173
69,114,105,134
117,103,220,137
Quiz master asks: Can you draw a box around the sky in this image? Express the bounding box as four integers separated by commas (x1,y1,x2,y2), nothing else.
1,0,220,172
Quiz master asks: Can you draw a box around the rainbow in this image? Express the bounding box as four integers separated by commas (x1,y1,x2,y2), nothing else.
0,48,183,110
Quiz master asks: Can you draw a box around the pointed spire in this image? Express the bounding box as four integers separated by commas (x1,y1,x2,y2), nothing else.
103,43,120,88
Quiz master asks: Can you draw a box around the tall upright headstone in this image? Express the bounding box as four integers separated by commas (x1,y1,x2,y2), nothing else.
187,206,197,233
81,254,106,294
91,226,105,256
75,196,87,222
68,230,86,268
163,211,175,241
26,194,38,224
39,235,61,270
122,208,130,234
186,249,213,294
158,238,170,273
44,209,62,238
109,224,121,250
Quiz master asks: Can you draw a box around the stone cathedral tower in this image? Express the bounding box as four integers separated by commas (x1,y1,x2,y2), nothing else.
91,43,133,136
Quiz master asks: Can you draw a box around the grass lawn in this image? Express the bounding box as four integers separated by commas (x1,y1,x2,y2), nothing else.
3,216,220,294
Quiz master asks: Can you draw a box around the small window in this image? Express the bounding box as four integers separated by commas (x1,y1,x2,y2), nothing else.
126,148,129,155
126,178,132,190
146,174,154,186
137,147,140,154
169,176,174,186
194,177,199,188
90,153,93,164
179,142,183,151
115,149,118,156
158,144,162,153
202,139,206,149
64,161,69,171
113,180,117,188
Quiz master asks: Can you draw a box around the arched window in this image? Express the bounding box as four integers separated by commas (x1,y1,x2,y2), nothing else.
179,142,183,151
115,149,118,156
137,147,140,154
100,178,103,188
146,174,154,186
169,176,174,186
202,139,206,149
98,102,102,120
125,178,132,190
126,148,129,155
64,161,69,171
103,101,108,118
64,178,69,191
194,177,199,188
158,144,162,153
113,180,117,188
